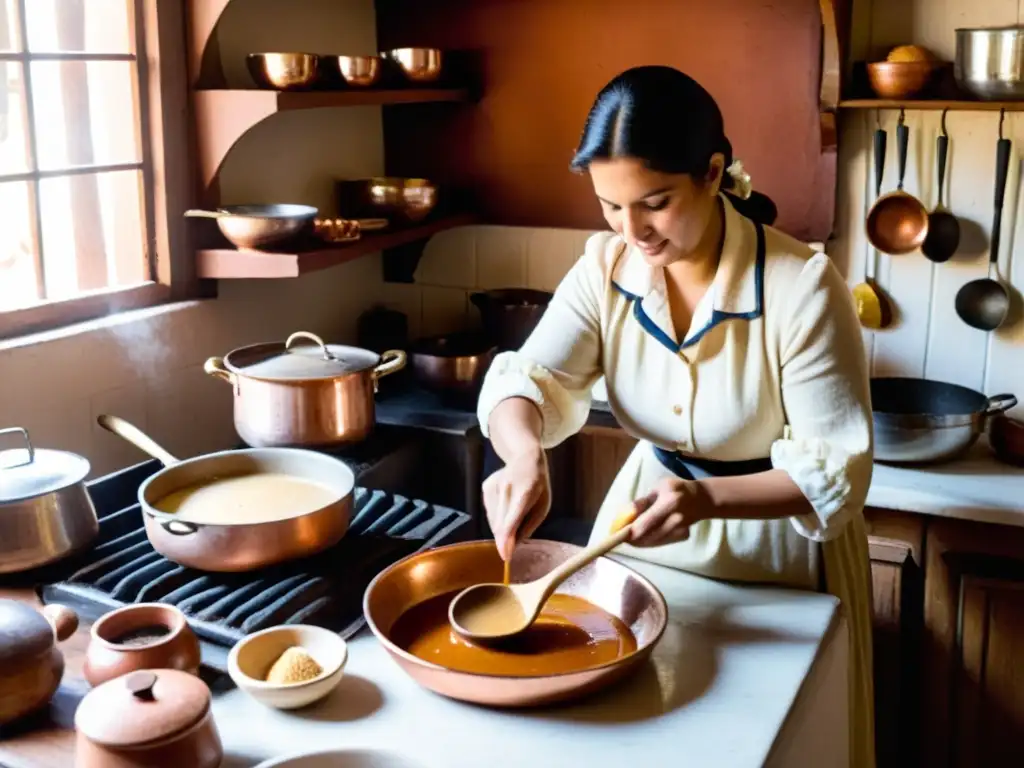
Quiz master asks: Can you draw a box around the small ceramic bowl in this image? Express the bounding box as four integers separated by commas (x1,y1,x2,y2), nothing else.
253,749,424,767
227,625,347,710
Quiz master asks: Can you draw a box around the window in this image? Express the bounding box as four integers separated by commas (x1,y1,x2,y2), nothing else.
0,0,190,340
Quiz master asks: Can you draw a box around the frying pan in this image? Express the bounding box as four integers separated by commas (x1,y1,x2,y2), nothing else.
866,110,929,255
363,539,668,707
97,415,354,572
870,377,1017,464
184,204,318,250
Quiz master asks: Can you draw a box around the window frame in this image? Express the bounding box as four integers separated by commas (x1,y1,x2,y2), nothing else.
0,0,197,341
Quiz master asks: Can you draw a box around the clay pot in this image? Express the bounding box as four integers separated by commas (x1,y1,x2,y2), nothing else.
83,603,201,688
0,601,78,725
75,669,223,768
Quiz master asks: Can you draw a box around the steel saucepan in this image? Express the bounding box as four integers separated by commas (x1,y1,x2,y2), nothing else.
471,289,553,352
0,427,99,573
955,26,1024,100
870,377,1017,464
411,332,497,399
205,331,406,449
97,415,355,572
363,539,668,708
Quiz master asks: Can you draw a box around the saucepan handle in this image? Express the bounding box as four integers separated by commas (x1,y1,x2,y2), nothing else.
158,517,200,537
0,427,34,467
203,357,236,387
372,350,407,383
984,394,1018,415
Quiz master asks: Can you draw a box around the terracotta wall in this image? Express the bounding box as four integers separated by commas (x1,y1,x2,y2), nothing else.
0,0,390,477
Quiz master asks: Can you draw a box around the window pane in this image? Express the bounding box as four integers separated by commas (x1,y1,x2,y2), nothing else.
40,169,147,301
0,180,40,311
31,60,140,171
26,0,132,53
0,0,20,52
0,62,30,175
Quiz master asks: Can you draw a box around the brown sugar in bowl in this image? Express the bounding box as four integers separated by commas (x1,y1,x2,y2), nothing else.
83,603,201,688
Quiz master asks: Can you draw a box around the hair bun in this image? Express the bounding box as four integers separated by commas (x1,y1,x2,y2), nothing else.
726,161,752,200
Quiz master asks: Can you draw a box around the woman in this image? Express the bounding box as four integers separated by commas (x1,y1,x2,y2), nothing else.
476,66,875,767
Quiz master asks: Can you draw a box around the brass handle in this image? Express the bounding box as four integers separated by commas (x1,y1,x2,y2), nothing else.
203,357,235,385
373,350,407,380
96,414,180,467
285,331,335,360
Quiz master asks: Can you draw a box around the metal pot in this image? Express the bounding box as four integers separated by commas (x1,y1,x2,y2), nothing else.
870,377,1017,465
411,332,497,397
955,26,1024,100
98,415,355,572
204,331,406,448
470,289,552,352
0,427,99,573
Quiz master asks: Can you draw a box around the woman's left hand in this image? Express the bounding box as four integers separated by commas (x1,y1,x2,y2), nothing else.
624,478,715,547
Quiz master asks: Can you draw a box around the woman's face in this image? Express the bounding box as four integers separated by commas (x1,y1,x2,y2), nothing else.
589,155,725,267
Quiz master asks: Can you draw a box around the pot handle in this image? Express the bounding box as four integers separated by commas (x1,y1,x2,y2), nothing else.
0,427,34,468
203,357,236,387
286,331,335,360
985,394,1018,415
372,350,407,384
158,517,200,536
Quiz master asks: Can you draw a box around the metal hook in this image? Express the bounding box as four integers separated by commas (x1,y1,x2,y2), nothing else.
999,108,1006,139
898,107,906,126
875,109,881,129
941,108,949,137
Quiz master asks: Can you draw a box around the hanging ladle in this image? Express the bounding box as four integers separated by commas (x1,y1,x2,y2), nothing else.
866,109,930,255
853,118,893,330
921,110,961,263
955,110,1011,332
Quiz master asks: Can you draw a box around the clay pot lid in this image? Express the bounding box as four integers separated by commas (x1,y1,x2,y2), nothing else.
224,331,380,381
0,600,54,666
75,669,210,747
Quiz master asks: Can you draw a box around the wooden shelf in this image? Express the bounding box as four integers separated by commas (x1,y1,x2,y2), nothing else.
839,99,1024,111
196,213,477,279
194,88,471,197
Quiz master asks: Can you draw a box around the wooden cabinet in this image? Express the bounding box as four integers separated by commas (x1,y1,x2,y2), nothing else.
922,519,1024,768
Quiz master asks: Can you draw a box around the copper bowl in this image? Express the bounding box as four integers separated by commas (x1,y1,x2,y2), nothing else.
334,55,381,87
411,332,497,397
867,60,936,99
247,52,319,90
368,177,438,222
866,191,930,255
385,47,443,83
363,539,668,708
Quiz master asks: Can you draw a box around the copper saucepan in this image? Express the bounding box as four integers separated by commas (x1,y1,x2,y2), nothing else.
363,539,668,707
866,110,929,255
97,415,354,572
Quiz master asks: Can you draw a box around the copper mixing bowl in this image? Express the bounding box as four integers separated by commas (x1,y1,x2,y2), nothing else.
246,53,319,90
385,47,443,83
334,55,381,87
368,177,438,222
363,539,668,708
866,60,936,100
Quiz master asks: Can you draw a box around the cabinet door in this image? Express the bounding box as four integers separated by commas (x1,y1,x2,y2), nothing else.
923,519,1024,768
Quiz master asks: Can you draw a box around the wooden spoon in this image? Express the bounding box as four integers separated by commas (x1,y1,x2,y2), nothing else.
854,122,893,330
448,525,633,642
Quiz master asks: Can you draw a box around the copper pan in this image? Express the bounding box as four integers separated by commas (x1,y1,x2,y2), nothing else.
363,539,668,707
866,110,929,255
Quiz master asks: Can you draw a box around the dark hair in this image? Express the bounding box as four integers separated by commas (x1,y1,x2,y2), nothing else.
570,65,777,226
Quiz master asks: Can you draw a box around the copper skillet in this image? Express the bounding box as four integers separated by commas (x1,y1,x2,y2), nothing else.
866,109,929,255
363,539,668,707
97,415,354,572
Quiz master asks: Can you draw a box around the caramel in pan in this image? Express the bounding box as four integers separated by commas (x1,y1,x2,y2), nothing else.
390,591,637,677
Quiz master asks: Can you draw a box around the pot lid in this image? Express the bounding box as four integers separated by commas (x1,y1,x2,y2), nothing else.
75,669,210,748
224,331,381,381
0,427,90,503
0,600,53,668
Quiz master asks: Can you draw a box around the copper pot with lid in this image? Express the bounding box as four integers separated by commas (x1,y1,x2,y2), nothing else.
0,601,78,725
75,669,223,768
204,331,406,448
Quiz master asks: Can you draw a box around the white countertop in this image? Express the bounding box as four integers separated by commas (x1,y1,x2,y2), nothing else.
211,557,843,768
867,440,1024,528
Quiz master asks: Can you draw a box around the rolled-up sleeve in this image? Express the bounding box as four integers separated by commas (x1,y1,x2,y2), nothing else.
477,235,608,448
770,253,874,542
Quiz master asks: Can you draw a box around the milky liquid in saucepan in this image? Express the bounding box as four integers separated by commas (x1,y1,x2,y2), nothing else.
153,473,337,524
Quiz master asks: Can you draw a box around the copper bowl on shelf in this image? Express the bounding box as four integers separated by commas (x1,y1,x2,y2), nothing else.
385,47,443,83
866,60,937,99
246,52,319,90
368,177,438,222
363,539,668,708
333,55,382,87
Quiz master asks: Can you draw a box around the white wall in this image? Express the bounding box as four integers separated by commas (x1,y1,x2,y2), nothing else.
0,0,390,477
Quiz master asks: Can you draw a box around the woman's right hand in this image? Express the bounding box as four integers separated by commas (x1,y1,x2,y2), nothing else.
483,446,551,561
